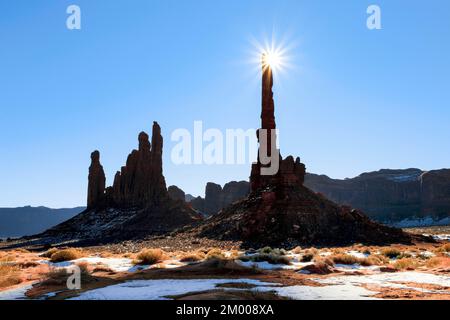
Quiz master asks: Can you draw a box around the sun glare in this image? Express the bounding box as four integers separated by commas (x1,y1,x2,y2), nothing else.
248,35,293,76
262,49,283,71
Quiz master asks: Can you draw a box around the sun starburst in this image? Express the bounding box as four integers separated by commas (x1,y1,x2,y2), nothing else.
248,34,294,76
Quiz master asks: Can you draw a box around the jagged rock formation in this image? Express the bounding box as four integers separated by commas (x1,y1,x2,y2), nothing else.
189,181,250,216
168,185,186,202
198,54,413,246
87,151,106,209
305,169,450,226
103,123,167,208
250,54,305,192
35,122,202,245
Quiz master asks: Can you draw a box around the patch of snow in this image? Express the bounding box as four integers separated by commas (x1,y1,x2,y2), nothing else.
386,174,420,183
0,284,33,300
392,216,450,228
69,279,276,300
317,272,450,294
268,284,379,300
40,256,187,273
418,251,435,259
334,264,380,272
40,257,134,272
425,234,450,241
235,259,313,270
347,250,369,259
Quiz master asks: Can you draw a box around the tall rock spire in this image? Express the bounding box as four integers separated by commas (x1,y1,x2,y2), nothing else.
87,150,106,209
261,53,276,154
250,53,305,192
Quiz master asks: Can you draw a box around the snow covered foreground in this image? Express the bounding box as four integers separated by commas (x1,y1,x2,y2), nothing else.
70,279,277,300
68,271,449,300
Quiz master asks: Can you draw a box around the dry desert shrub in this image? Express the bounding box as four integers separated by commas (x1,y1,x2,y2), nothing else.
381,247,402,259
50,249,83,262
41,248,59,258
300,252,314,262
180,253,204,263
394,258,418,270
206,248,225,260
313,256,334,266
14,248,30,254
331,254,360,265
425,257,446,268
135,249,164,265
291,246,302,254
435,243,450,253
42,267,68,285
92,265,114,273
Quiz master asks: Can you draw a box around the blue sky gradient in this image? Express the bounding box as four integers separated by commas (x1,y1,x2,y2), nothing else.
1,0,449,207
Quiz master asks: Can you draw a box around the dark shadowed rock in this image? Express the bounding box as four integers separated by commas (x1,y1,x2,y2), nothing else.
168,185,186,202
189,181,250,216
204,183,223,215
87,150,106,209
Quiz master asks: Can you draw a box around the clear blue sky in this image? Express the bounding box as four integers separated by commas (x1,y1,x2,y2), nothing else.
1,0,449,208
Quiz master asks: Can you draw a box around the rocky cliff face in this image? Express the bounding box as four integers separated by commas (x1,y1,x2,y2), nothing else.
189,181,250,216
305,169,450,226
168,185,186,202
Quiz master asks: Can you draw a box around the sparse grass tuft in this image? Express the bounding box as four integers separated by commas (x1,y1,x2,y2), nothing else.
331,254,360,265
50,249,83,263
206,248,225,260
135,249,164,265
0,259,22,289
180,253,204,263
394,258,418,270
239,250,291,265
425,257,445,268
301,253,314,262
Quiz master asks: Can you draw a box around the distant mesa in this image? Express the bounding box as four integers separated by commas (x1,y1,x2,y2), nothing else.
168,185,186,202
304,169,450,227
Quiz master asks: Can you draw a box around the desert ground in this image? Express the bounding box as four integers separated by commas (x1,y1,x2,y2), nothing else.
0,226,449,300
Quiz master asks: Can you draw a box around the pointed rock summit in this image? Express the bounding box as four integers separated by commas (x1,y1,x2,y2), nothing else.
87,150,106,209
102,122,167,208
